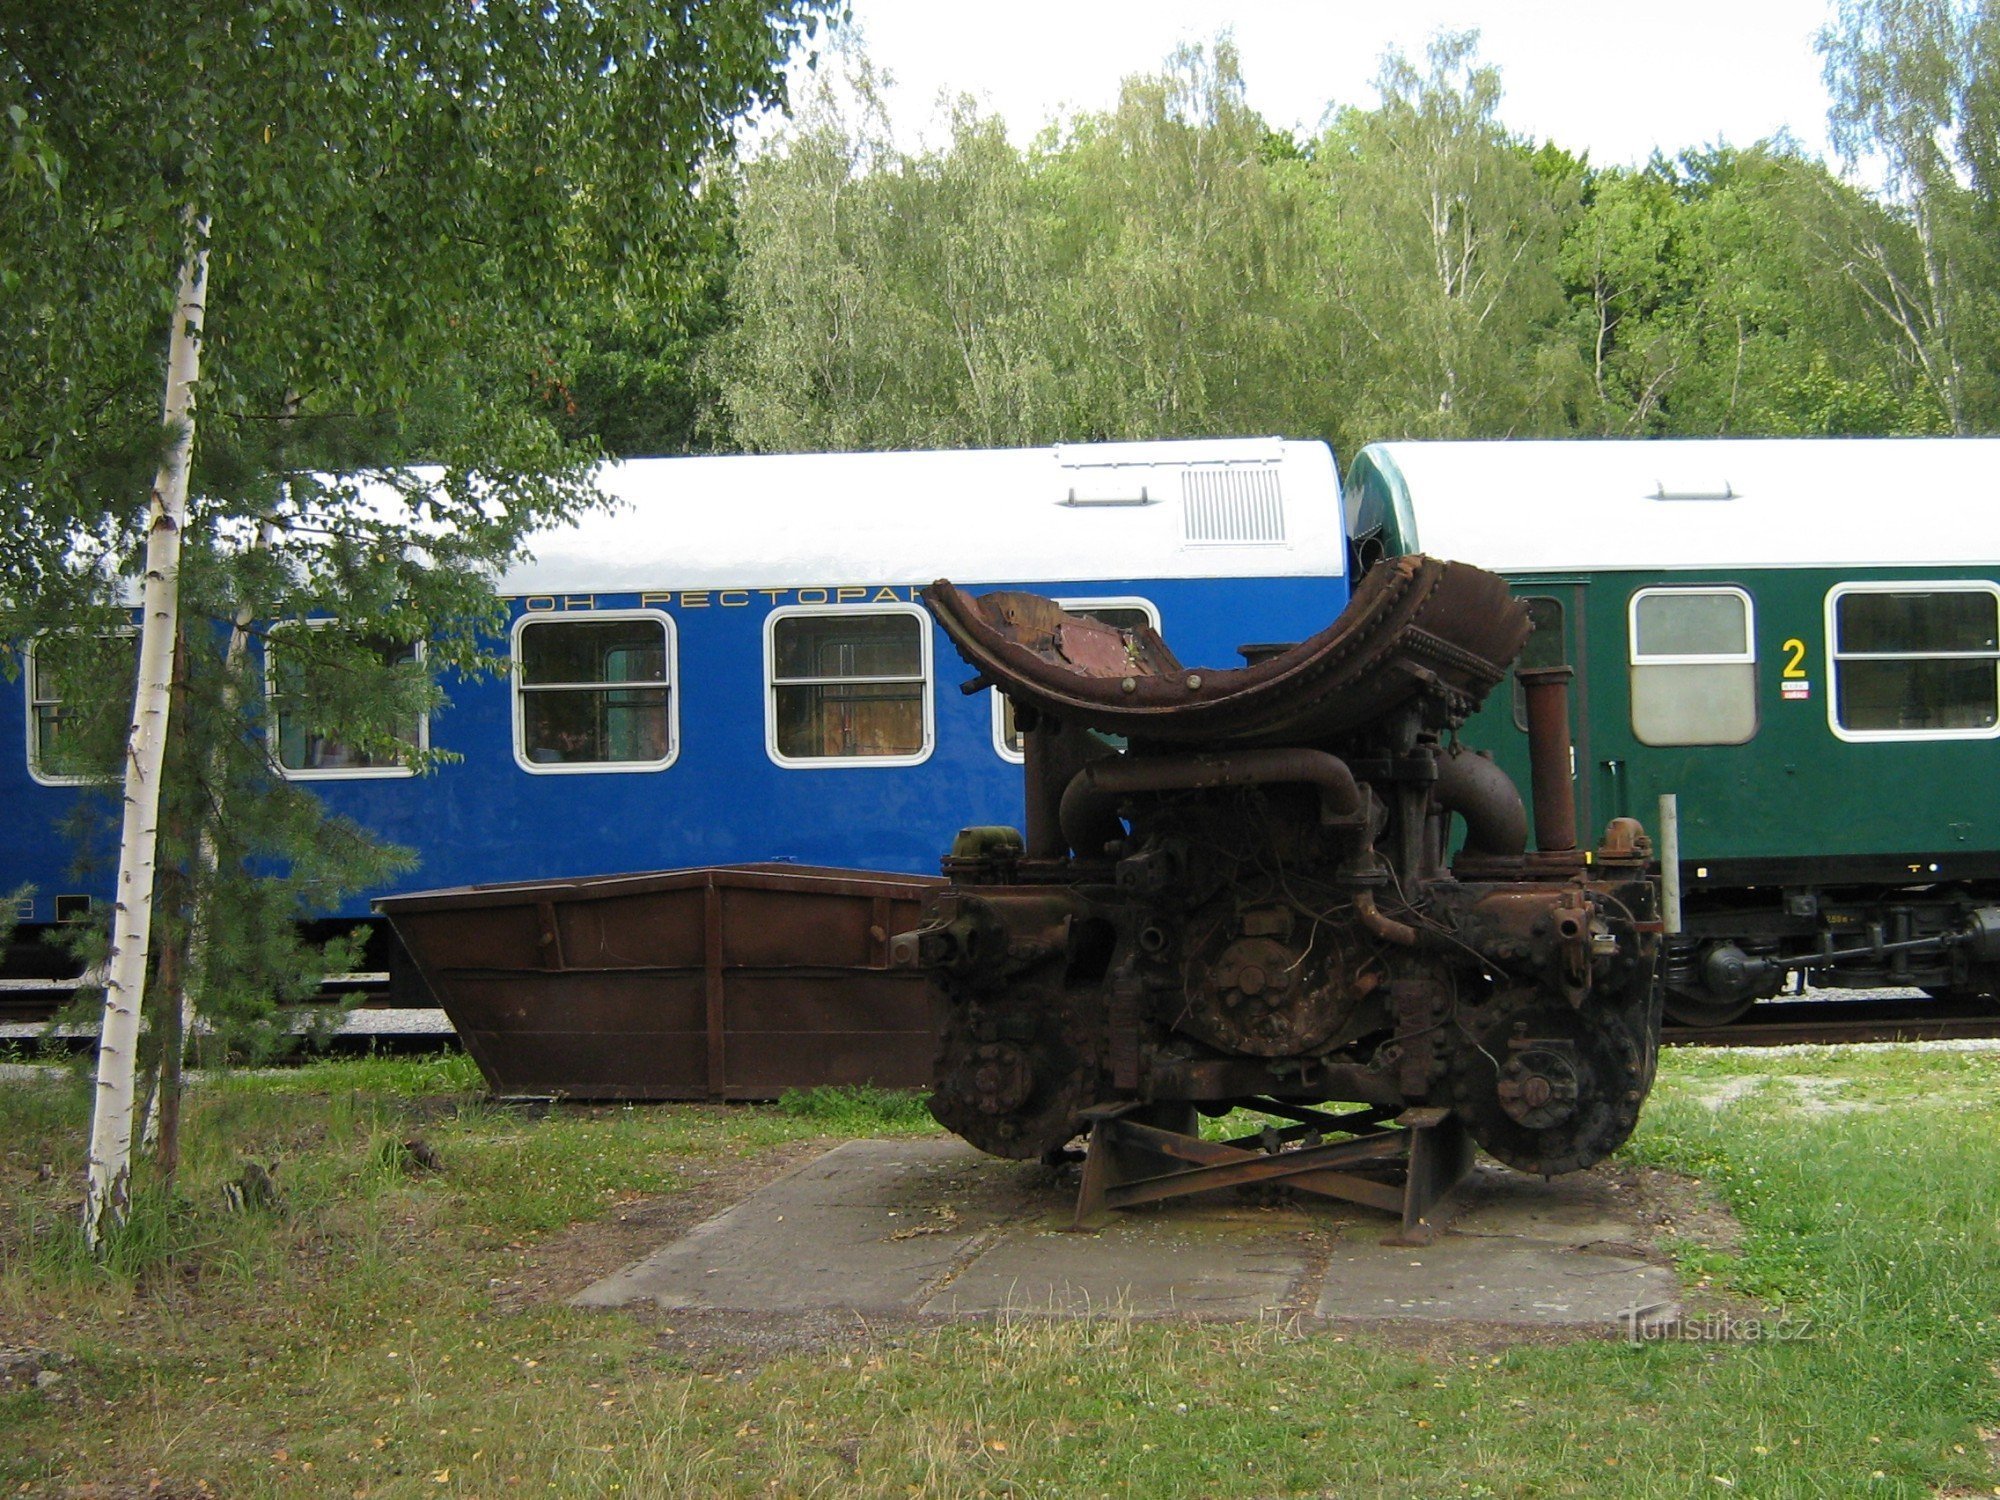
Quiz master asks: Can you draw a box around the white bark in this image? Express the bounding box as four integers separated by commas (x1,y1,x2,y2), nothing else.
83,220,209,1252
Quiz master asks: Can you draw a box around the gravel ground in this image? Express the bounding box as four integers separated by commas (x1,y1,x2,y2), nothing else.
0,1006,457,1043
322,1007,456,1035
1769,985,1923,1003
1702,1035,2000,1056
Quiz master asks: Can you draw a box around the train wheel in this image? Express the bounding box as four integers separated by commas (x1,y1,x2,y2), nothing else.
1661,988,1758,1028
1449,990,1657,1176
928,985,1097,1161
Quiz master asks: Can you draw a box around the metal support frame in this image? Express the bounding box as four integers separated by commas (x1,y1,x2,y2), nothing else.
1070,1099,1474,1245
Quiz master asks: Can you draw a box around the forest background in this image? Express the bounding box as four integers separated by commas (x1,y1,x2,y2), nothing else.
594,18,2000,460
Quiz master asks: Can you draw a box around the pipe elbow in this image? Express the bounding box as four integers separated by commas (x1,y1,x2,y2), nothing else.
1057,747,1366,858
1353,889,1419,948
1433,747,1528,860
1057,771,1126,858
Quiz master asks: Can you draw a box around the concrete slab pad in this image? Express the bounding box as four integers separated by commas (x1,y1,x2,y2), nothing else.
576,1136,1691,1332
1445,1162,1652,1251
924,1209,1309,1318
574,1138,1007,1314
1315,1236,1680,1327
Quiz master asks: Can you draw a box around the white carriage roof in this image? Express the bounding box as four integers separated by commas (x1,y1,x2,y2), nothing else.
1350,438,2000,572
499,438,1343,595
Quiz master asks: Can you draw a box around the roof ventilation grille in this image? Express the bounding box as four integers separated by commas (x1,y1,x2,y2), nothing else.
1182,465,1286,544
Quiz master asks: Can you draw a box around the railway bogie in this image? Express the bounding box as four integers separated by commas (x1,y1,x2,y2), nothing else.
899,560,1663,1177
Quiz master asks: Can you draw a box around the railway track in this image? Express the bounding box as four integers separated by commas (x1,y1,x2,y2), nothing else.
11,996,2000,1054
1665,994,2000,1048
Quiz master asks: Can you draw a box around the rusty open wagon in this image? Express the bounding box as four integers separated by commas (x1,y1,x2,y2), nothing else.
376,863,941,1100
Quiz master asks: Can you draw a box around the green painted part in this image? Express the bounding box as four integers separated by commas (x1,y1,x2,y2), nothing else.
1450,565,2000,868
1344,448,1420,557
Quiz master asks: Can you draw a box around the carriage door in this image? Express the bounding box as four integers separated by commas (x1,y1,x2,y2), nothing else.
1510,586,1593,841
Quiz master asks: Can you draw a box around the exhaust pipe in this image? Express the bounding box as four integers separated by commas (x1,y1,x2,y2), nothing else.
1516,666,1578,855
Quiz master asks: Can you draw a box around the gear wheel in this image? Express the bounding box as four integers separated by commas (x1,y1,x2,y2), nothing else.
1449,988,1659,1176
928,988,1096,1160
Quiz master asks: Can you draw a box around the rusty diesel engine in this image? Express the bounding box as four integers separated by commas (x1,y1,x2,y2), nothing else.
894,557,1662,1182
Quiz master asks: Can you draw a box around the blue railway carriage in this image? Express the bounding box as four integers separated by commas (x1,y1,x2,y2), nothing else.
3,438,1348,990
1347,436,2000,1023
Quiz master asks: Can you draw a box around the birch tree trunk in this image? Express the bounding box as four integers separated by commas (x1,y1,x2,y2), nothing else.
141,622,195,1174
82,220,209,1253
157,515,272,1157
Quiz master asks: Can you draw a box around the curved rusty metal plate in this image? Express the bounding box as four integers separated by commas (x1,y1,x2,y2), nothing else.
925,555,1531,747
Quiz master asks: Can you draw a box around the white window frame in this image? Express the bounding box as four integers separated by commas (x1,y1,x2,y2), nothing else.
1626,585,1758,748
267,620,427,781
1825,579,2000,744
511,608,679,776
1627,585,1757,667
25,628,137,788
992,596,1161,763
765,601,933,770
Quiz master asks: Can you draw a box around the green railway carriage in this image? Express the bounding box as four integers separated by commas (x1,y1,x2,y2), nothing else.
1347,437,2000,1023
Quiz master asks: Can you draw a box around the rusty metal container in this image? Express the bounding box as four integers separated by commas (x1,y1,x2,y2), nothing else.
376,864,941,1100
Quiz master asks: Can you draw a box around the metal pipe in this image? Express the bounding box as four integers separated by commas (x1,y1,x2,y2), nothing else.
1353,890,1419,948
1657,793,1682,936
1020,714,1065,859
1058,747,1364,855
1516,666,1579,854
1028,717,1127,859
1433,747,1529,859
1055,773,1125,860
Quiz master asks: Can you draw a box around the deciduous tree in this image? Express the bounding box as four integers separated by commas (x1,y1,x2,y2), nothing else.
1310,33,1582,444
1,0,830,1248
1820,0,2000,429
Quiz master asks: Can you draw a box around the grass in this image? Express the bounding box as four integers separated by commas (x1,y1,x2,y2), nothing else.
0,1047,1997,1496
775,1082,939,1134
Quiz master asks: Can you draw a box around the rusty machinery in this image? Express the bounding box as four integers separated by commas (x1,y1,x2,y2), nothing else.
891,557,1662,1235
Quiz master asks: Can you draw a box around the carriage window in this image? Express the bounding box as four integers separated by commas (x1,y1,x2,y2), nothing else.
272,630,426,777
27,631,138,784
1510,596,1567,734
515,612,675,772
1829,584,2000,738
1628,587,1757,746
994,600,1158,761
768,607,931,766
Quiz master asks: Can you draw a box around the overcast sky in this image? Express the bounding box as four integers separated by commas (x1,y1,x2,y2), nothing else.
792,0,1846,172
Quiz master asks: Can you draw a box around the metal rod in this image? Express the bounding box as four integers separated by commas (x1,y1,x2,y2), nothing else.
1658,793,1682,936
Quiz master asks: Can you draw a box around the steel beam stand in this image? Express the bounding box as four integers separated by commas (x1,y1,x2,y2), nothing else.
1069,1100,1474,1245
